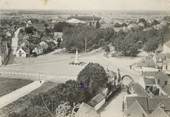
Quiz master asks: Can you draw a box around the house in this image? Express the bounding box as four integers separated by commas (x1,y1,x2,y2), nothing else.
128,83,148,97
127,23,140,31
54,32,63,47
54,32,63,40
75,103,100,117
88,92,106,111
39,41,48,51
67,15,101,27
163,40,170,54
153,53,166,70
142,72,170,96
16,48,27,58
32,46,43,55
149,106,169,117
125,100,148,117
124,95,170,117
66,18,86,24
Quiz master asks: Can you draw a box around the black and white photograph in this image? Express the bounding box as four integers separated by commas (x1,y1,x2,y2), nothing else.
0,0,170,117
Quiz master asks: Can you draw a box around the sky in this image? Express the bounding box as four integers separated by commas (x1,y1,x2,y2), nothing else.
0,0,170,11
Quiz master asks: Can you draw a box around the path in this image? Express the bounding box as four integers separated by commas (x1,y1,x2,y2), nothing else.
0,80,44,109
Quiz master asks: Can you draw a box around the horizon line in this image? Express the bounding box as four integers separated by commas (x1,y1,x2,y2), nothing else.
1,9,170,12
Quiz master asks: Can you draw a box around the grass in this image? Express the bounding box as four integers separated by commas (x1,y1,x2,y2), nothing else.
0,78,32,97
0,82,58,117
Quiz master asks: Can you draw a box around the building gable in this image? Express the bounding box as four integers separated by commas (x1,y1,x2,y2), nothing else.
125,100,148,117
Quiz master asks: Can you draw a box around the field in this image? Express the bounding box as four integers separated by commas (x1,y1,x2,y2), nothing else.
0,82,58,117
0,78,32,97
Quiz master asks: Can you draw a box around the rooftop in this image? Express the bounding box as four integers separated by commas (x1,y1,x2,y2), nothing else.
148,106,169,117
68,15,101,21
130,83,148,97
144,77,156,85
88,93,105,107
126,96,170,113
75,103,100,117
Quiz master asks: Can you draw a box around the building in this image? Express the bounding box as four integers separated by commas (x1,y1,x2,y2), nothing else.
16,48,27,58
163,40,170,54
66,18,86,24
88,92,106,111
143,72,170,96
67,15,101,27
125,100,148,117
32,46,43,55
128,83,149,97
75,103,100,117
149,106,169,117
124,95,170,117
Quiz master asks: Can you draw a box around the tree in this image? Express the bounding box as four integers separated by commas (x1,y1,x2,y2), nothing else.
77,63,108,96
25,26,35,34
53,22,72,32
113,31,140,57
96,20,101,29
144,36,160,52
63,26,98,52
138,18,147,27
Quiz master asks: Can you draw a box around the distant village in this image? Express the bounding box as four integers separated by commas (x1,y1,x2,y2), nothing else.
1,11,170,117
1,13,170,65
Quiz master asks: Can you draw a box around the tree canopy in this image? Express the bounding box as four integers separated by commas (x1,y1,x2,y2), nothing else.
77,63,108,96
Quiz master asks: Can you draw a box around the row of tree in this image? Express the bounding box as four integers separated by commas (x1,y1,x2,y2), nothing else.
62,21,170,56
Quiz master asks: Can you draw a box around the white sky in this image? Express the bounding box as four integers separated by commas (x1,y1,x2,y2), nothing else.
0,0,170,11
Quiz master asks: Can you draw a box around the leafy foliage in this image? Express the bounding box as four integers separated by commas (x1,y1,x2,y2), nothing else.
77,63,108,96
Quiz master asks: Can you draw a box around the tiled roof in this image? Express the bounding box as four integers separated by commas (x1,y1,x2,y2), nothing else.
155,72,170,87
88,93,105,107
149,106,169,117
126,96,149,112
125,100,148,117
144,77,156,85
126,96,170,113
75,103,100,117
68,16,101,21
143,72,158,77
148,97,170,111
162,84,170,96
130,83,148,97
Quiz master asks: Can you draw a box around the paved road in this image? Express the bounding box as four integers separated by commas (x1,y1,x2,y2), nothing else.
0,81,44,109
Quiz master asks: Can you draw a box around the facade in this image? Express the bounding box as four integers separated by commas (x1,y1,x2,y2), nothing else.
125,100,148,117
143,72,170,96
124,96,170,117
128,83,149,97
75,103,100,117
88,92,106,111
16,48,27,58
163,43,170,54
67,15,101,27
